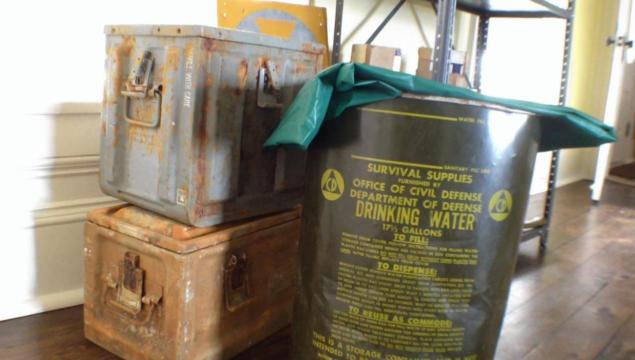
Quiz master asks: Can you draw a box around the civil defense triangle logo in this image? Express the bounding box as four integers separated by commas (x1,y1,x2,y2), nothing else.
488,189,512,222
321,168,345,201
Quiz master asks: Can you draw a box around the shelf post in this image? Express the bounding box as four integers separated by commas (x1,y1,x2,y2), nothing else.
540,0,575,252
331,0,344,64
432,0,458,83
474,16,490,93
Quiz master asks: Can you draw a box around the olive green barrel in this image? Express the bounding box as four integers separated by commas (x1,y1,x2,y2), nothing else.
293,94,540,360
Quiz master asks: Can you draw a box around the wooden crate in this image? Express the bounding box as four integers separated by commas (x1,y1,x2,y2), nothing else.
84,205,300,359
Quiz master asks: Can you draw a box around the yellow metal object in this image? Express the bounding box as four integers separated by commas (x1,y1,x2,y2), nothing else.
218,0,329,65
255,18,296,40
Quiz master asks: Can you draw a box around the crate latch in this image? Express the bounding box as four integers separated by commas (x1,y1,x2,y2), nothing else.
103,251,162,323
224,252,253,311
119,252,145,313
257,60,283,109
121,50,163,127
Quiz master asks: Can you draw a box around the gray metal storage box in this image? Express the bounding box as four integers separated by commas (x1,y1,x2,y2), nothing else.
100,25,325,227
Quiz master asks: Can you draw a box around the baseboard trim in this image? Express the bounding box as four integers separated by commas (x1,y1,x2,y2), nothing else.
607,175,635,187
610,157,635,168
0,288,84,321
29,155,100,178
530,175,585,195
29,196,122,228
556,174,585,189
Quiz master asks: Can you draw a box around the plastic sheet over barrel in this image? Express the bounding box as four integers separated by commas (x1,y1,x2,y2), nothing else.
294,95,540,360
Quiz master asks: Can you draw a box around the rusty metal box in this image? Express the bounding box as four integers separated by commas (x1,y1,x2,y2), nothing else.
84,204,300,359
100,25,324,226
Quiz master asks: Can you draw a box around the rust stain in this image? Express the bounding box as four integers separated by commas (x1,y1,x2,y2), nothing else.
293,62,306,75
127,122,163,160
237,60,248,92
194,102,209,209
202,75,215,115
257,56,266,69
108,36,135,104
101,87,108,111
301,42,316,53
162,47,180,126
191,202,224,219
185,42,195,61
203,38,216,52
111,123,119,147
165,47,181,72
106,36,136,148
162,100,173,127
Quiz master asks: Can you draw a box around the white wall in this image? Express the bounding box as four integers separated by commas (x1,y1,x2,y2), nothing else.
480,17,587,194
1,109,120,320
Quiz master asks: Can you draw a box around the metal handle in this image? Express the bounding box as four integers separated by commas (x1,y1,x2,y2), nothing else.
123,89,162,128
121,49,162,127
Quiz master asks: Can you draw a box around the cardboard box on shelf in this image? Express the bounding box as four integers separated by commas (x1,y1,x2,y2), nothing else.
449,73,469,88
418,47,434,60
450,50,466,65
351,44,401,71
416,47,469,88
416,47,434,78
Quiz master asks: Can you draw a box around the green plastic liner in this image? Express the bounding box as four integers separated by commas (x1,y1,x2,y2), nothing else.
265,63,616,151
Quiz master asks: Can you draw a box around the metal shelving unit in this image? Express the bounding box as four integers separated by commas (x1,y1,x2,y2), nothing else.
331,0,575,251
457,0,575,252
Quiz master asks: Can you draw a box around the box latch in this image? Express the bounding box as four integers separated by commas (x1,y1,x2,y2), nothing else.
121,50,163,127
224,252,253,311
257,60,283,109
116,252,144,314
102,251,163,324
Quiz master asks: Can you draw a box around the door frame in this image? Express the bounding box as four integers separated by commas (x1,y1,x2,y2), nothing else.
592,0,634,201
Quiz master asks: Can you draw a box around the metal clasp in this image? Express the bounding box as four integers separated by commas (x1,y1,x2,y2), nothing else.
224,252,253,311
257,60,283,108
102,252,163,323
121,50,163,127
116,252,145,314
607,36,634,48
123,51,154,97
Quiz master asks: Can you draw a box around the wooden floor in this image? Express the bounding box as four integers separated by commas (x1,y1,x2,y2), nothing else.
610,161,635,180
2,180,635,360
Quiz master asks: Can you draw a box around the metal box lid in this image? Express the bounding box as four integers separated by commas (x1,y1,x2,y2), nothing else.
87,205,300,254
105,24,325,54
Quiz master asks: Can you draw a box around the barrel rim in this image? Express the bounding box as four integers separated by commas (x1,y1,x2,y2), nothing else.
402,93,535,116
